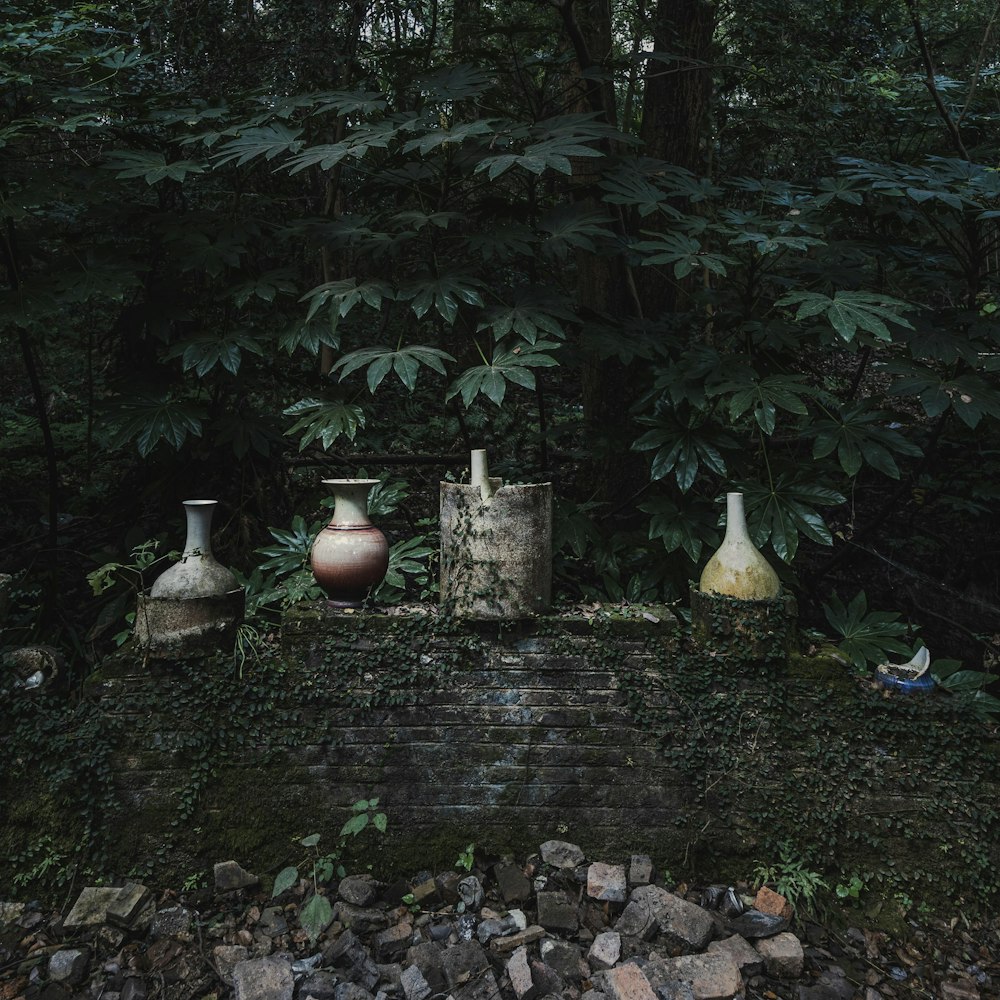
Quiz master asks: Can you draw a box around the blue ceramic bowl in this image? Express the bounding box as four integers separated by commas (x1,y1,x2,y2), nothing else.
875,668,935,694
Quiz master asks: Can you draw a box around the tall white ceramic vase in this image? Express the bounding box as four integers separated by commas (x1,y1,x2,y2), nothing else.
151,500,240,599
699,492,781,600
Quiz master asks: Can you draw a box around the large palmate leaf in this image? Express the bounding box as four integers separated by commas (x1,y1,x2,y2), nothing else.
283,398,364,451
301,278,394,325
709,372,813,434
776,290,916,343
811,403,922,477
332,344,455,393
399,272,485,324
734,475,845,562
104,150,205,185
639,496,721,563
885,362,1000,429
823,591,912,671
538,204,613,259
634,231,734,278
256,516,316,576
107,394,207,457
476,289,573,344
212,123,305,167
632,413,737,492
446,341,559,408
166,331,265,376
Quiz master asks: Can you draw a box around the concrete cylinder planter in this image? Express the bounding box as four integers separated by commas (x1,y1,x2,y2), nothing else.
139,500,244,659
440,464,552,619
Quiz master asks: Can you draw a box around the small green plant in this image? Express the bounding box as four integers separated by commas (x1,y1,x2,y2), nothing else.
340,797,388,838
272,833,340,945
753,844,828,917
234,623,262,678
822,590,912,672
87,539,179,645
835,874,865,901
455,843,475,872
931,658,1000,719
182,870,207,893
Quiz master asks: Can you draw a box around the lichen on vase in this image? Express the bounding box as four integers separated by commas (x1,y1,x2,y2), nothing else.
699,492,781,600
136,500,245,659
310,479,389,608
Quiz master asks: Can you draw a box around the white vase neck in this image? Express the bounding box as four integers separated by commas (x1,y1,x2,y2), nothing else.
470,448,495,502
324,479,377,527
723,492,751,544
182,500,217,559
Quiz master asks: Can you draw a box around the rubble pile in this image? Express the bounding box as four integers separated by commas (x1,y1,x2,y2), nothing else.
0,841,994,1000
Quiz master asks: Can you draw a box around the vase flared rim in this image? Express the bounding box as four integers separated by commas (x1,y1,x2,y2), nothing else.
321,478,380,487
182,499,218,506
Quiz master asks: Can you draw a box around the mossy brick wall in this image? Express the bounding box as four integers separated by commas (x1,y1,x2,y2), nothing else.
13,605,999,904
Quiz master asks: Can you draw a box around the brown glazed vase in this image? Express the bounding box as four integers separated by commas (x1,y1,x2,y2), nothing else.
309,479,389,607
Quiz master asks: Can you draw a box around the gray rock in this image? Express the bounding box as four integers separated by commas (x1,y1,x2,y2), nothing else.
644,953,742,1000
655,984,696,1000
406,941,446,994
441,940,489,988
582,992,609,1000
589,931,622,970
507,945,537,1000
624,886,714,951
107,882,153,928
458,876,485,911
477,918,505,944
374,923,412,960
401,964,431,1000
707,935,763,977
490,925,547,955
530,957,566,996
495,862,532,903
63,887,122,931
629,856,653,887
540,939,588,983
588,863,627,904
150,905,191,940
335,902,389,935
215,861,260,893
258,905,289,937
48,948,90,986
540,840,585,869
755,932,804,979
299,970,339,1000
233,955,294,1000
334,985,375,1000
604,963,659,1000
121,978,147,1000
213,945,249,985
797,968,855,1000
339,875,377,907
451,970,500,1000
377,963,402,990
537,891,579,933
727,911,787,940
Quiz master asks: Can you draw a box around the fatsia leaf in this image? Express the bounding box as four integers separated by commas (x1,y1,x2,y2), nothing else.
166,331,265,377
399,273,485,324
445,341,560,408
810,404,922,478
632,413,736,492
212,123,305,167
107,394,207,457
283,398,365,451
776,290,916,343
104,150,205,185
734,475,845,562
332,344,455,393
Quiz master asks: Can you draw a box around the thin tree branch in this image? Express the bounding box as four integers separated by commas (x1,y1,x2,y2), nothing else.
902,0,970,160
957,0,1000,125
